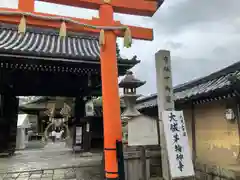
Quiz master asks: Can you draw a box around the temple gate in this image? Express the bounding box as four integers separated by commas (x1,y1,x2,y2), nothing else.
0,22,137,155
0,0,163,179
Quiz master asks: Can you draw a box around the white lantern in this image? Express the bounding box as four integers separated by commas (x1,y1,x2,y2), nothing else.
225,108,235,121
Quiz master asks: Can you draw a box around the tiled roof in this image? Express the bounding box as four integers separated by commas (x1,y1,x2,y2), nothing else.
18,96,104,117
0,23,138,65
136,96,157,109
19,102,47,110
137,61,240,109
173,72,236,100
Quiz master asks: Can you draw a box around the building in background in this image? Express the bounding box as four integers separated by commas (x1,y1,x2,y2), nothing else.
137,61,240,171
18,96,126,151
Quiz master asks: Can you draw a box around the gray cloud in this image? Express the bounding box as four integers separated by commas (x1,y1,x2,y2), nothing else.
212,46,230,58
165,41,184,50
130,0,240,95
153,0,240,34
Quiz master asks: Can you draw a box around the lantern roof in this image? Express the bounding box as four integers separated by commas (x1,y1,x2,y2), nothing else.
119,71,146,88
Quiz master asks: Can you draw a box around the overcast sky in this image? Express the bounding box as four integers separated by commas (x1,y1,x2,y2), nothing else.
1,0,240,95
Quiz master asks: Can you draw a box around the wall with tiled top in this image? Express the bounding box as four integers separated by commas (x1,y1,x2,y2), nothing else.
182,99,239,168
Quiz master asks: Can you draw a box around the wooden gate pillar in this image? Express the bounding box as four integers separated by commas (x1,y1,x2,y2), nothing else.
0,86,19,155
73,96,86,152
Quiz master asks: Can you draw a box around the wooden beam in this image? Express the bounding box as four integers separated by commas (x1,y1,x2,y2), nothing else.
0,8,153,40
191,102,196,164
37,0,162,17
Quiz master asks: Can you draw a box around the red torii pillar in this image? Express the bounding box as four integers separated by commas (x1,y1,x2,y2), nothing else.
99,5,122,179
0,0,163,179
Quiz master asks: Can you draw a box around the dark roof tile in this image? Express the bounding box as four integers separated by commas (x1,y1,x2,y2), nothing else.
0,24,99,59
0,23,139,65
137,61,240,109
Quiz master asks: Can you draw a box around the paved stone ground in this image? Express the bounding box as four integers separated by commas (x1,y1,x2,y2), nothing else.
0,166,103,180
0,142,103,180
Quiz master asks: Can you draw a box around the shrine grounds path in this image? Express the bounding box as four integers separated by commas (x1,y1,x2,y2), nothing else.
0,142,103,180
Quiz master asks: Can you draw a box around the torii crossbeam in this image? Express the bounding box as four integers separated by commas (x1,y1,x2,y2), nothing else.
38,0,163,16
0,0,164,179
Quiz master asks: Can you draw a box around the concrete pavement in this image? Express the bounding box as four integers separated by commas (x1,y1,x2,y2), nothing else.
0,142,103,180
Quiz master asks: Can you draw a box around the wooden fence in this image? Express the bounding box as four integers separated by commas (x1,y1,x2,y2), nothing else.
123,146,161,180
123,146,239,180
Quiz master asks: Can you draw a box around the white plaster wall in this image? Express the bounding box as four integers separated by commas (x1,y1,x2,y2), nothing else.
16,128,26,150
28,115,38,133
28,115,37,122
128,115,158,146
0,0,18,9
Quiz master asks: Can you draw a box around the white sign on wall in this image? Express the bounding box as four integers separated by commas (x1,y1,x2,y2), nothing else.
162,110,195,179
75,126,82,144
86,123,90,132
85,100,94,117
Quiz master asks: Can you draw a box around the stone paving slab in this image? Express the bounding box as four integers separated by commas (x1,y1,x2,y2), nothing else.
0,142,103,180
0,166,102,180
0,165,102,180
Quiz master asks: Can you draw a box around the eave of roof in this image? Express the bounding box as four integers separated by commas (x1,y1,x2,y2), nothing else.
174,61,240,92
19,101,47,110
0,23,139,67
137,61,240,108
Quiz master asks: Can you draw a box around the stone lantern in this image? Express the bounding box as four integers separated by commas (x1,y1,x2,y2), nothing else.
120,71,159,147
119,71,146,119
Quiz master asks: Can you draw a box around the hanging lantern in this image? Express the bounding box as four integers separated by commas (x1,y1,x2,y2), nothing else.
225,108,236,122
